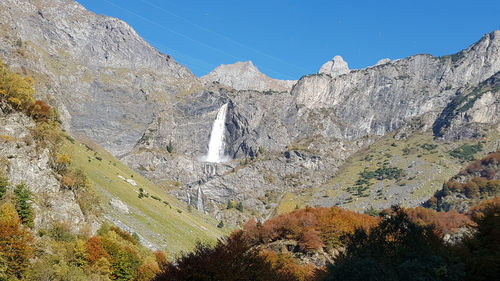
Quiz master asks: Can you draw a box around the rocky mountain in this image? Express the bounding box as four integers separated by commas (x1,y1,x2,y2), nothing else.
201,61,296,92
1,0,499,227
0,0,197,157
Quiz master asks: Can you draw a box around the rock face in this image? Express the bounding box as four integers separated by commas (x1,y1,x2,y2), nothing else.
296,32,500,140
318,55,350,77
0,0,196,156
0,104,96,233
433,71,500,141
201,61,296,92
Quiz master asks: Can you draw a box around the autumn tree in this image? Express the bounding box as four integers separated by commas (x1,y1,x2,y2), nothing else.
0,202,34,279
455,198,500,281
153,251,169,272
85,236,110,264
0,59,35,111
155,231,290,281
324,206,464,281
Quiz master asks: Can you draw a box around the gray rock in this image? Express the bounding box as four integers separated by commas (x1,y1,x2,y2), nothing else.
318,55,350,77
0,105,97,233
375,58,391,66
201,61,296,92
109,198,130,214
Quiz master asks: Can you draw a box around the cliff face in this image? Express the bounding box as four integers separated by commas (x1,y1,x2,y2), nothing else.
293,31,500,140
1,0,499,225
0,0,196,156
0,104,97,233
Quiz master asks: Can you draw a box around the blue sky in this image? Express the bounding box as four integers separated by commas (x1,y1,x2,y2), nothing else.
77,0,500,80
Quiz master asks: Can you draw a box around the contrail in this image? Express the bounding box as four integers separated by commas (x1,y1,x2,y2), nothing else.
139,0,308,73
102,0,298,79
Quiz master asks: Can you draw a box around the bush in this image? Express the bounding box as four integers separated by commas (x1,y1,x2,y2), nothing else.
166,140,174,154
217,220,224,228
420,143,438,151
449,143,483,161
47,222,77,242
236,202,244,212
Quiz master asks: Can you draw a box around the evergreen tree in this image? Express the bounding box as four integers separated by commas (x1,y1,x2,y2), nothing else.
236,202,244,212
0,174,8,200
217,220,224,228
14,182,34,228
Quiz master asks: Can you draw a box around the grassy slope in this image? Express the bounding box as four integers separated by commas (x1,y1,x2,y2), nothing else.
278,127,499,214
62,138,228,256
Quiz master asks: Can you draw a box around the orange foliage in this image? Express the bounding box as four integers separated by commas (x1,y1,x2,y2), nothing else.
29,100,52,120
0,202,34,278
404,206,472,234
85,236,110,263
468,196,500,220
154,251,169,272
299,227,324,251
61,174,76,188
241,206,379,251
480,151,500,166
133,260,161,281
260,249,320,281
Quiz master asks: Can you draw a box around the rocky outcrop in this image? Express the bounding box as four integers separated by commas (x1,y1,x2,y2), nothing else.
201,61,296,92
375,58,391,66
433,71,500,140
318,55,350,77
0,104,96,233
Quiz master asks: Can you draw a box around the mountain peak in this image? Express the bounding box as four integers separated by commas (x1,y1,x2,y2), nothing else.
318,55,350,77
201,61,296,92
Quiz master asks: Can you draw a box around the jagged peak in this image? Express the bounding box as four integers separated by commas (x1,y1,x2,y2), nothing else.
201,61,296,92
318,55,350,77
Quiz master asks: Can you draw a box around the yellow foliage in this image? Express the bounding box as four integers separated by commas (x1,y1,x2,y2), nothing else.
0,59,35,111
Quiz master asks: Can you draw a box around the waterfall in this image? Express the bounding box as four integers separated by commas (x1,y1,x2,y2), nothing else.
197,186,204,211
205,103,228,163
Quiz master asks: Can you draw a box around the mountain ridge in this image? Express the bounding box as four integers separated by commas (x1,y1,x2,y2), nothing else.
201,60,296,92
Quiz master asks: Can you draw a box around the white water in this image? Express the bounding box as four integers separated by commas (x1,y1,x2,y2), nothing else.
197,186,204,211
205,103,228,163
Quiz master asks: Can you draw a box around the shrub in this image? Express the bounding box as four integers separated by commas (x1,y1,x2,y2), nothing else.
236,202,244,212
166,140,174,154
449,143,483,161
217,220,224,228
47,222,77,242
420,143,438,151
